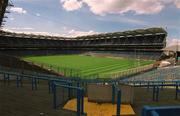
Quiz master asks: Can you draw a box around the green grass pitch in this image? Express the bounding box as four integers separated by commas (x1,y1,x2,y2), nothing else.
23,55,154,79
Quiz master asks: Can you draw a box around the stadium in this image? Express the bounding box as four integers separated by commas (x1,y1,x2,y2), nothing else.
0,0,180,116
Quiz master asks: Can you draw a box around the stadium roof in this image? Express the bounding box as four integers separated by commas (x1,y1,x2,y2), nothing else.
0,27,167,41
75,27,167,40
0,0,9,27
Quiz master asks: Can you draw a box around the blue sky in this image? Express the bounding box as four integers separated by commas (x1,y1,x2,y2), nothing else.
2,0,180,44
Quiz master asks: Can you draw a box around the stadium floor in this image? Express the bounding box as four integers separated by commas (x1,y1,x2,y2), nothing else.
1,80,180,116
63,97,135,116
23,55,154,79
0,80,76,116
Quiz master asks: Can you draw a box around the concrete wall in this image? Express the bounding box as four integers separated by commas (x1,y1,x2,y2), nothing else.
88,84,112,103
116,84,134,104
87,84,134,104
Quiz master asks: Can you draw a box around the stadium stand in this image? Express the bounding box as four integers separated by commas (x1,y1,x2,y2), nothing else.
0,1,167,60
0,28,167,61
1,1,180,116
86,51,162,60
123,66,180,81
0,28,166,50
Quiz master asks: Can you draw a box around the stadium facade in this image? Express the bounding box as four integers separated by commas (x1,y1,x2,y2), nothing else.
0,28,167,58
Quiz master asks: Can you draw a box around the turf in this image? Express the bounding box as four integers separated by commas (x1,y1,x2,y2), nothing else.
23,55,154,79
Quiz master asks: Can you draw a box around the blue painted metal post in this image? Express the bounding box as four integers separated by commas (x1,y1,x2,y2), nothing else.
77,81,80,87
48,80,51,93
49,80,54,94
153,86,155,101
77,89,81,116
3,73,6,84
175,84,179,100
16,76,18,88
81,89,84,115
150,110,159,116
161,82,164,90
153,86,159,102
19,76,23,87
116,90,121,116
156,86,159,102
7,74,10,85
147,82,150,91
51,80,55,93
112,84,115,104
34,78,37,90
16,76,19,88
53,82,57,109
68,83,71,100
31,78,35,90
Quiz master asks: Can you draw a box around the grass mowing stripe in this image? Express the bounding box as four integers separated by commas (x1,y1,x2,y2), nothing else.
81,59,140,71
23,55,154,79
79,58,136,69
82,63,137,76
82,61,153,76
80,61,133,73
83,60,150,73
102,62,153,75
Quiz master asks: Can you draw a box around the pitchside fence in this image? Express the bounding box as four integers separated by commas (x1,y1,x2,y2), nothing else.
52,82,122,116
1,73,180,116
124,66,180,82
0,65,124,116
101,64,154,79
0,68,85,116
4,69,180,115
24,59,155,79
1,65,180,115
1,64,180,84
26,61,81,77
52,82,85,116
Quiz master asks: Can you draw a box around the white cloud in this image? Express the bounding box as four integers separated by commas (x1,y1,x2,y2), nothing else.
167,38,180,46
9,7,27,14
35,13,41,17
2,28,34,34
9,27,34,30
174,0,180,8
2,28,98,37
2,28,61,36
61,0,83,11
97,16,148,25
62,26,68,30
62,29,99,37
60,0,180,15
84,0,168,15
9,17,14,21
